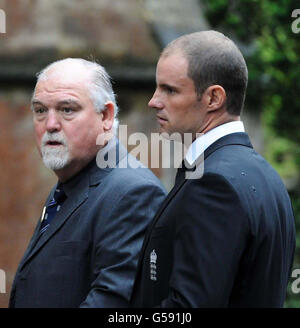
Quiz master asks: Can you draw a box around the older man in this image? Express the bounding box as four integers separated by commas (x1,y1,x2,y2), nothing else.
131,31,295,307
9,58,166,308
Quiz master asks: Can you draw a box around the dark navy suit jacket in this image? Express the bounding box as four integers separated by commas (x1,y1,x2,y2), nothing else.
9,140,166,307
131,133,296,307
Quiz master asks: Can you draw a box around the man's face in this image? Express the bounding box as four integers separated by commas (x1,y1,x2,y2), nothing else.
32,72,104,175
149,51,207,137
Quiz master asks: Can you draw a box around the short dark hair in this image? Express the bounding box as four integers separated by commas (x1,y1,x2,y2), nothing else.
162,31,248,116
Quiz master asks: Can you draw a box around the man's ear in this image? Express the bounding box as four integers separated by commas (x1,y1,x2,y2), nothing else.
101,101,115,131
203,85,226,112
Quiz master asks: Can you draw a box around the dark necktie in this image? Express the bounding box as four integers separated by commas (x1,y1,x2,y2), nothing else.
40,184,67,234
175,160,196,185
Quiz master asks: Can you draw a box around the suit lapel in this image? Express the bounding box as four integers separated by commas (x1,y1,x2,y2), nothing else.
17,189,55,270
19,173,90,270
136,171,189,271
19,138,128,271
136,132,253,272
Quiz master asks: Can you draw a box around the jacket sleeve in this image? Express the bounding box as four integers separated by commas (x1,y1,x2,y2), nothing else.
160,173,249,307
80,182,166,308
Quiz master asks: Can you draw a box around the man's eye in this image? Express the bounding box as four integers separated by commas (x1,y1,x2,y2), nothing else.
62,107,73,114
34,108,46,114
164,86,176,94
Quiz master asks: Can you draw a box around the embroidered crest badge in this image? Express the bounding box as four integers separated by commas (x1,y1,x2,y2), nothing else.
150,249,157,281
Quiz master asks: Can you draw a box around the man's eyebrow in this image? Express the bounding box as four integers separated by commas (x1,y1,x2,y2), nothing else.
56,99,81,106
31,99,45,106
31,99,81,106
159,83,178,90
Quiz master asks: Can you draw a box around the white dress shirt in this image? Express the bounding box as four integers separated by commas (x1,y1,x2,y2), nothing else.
185,121,245,165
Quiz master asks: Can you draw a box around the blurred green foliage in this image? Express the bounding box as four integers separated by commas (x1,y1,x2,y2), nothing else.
201,0,300,307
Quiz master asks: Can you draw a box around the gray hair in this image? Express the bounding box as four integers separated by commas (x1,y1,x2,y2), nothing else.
35,58,119,130
162,30,248,116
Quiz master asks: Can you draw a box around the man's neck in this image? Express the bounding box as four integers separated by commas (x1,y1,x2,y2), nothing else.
200,114,240,136
54,157,95,183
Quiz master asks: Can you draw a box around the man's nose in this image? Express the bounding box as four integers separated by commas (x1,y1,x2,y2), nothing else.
45,110,61,133
148,90,163,110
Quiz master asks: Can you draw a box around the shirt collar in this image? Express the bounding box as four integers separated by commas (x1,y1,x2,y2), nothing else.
185,121,245,165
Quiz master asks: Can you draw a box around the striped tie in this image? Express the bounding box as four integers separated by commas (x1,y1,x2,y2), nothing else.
40,184,67,234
